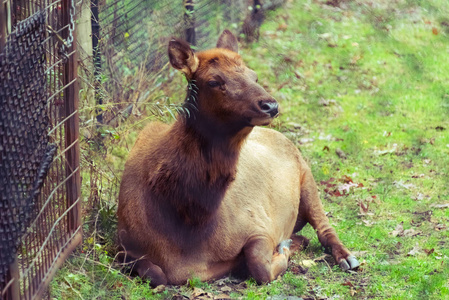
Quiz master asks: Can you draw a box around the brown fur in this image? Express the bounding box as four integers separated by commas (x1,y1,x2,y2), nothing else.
117,30,359,286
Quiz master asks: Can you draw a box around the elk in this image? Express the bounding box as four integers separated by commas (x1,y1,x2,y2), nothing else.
117,30,359,286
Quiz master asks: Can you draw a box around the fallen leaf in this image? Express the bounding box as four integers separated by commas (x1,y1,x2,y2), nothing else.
412,193,426,201
214,294,231,300
214,278,227,286
411,174,425,178
362,219,375,227
402,228,420,237
220,286,232,293
430,203,449,209
359,201,369,214
390,223,404,237
424,248,435,256
293,71,303,79
394,180,415,190
172,293,190,300
341,175,353,183
342,281,354,287
374,144,398,155
191,287,214,300
434,224,447,231
407,244,421,256
153,285,166,293
338,182,360,193
320,177,336,187
300,259,317,268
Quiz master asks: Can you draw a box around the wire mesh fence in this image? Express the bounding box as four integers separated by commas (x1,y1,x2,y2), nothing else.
0,0,80,299
87,0,255,125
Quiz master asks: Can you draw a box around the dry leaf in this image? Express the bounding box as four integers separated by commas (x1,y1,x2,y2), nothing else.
424,248,435,256
390,223,404,237
338,182,360,193
152,285,166,293
394,180,415,190
434,224,447,231
407,244,421,256
412,193,426,201
300,259,317,268
430,203,449,209
362,219,375,227
359,201,369,214
214,294,231,300
191,287,214,300
402,228,420,237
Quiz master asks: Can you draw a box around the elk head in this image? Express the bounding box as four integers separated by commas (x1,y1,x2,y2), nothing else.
168,30,279,136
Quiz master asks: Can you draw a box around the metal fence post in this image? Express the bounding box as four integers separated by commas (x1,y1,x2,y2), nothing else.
184,0,195,45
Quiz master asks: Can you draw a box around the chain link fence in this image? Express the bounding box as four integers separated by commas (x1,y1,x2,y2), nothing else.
87,0,287,125
0,0,80,299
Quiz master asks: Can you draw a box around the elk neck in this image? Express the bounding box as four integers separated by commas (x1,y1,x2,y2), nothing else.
147,94,253,227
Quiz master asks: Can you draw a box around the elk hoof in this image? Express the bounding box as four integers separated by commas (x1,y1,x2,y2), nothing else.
339,255,360,271
278,239,292,254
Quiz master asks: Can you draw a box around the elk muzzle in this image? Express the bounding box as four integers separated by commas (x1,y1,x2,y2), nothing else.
258,100,279,118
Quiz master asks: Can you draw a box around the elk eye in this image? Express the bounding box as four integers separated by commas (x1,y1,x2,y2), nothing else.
207,81,221,88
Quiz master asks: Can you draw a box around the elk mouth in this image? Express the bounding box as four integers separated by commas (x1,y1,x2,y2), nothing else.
247,112,279,126
248,116,275,126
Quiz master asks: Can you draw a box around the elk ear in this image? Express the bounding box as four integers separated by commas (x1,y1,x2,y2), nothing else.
216,30,238,53
168,38,199,78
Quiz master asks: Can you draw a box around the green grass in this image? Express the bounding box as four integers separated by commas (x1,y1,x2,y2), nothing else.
51,0,449,299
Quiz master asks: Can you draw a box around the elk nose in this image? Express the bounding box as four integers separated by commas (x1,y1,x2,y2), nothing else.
259,100,279,117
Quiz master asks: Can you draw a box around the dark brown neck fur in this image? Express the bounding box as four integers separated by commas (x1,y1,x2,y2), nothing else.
147,110,252,228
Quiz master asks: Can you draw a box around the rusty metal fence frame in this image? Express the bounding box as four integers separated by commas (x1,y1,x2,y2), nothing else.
0,0,81,299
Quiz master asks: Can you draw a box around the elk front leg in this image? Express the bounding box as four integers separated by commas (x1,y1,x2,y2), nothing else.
243,237,291,284
295,166,359,270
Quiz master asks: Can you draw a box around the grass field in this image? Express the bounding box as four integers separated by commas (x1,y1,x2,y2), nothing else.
51,0,449,299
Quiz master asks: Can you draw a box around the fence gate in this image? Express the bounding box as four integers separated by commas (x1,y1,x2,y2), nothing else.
0,0,81,299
